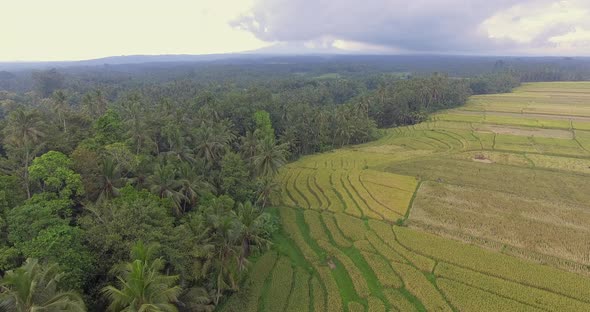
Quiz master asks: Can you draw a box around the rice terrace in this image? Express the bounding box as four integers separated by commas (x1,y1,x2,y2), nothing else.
221,82,590,311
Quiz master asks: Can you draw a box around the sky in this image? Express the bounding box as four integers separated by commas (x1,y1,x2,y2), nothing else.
1,0,590,61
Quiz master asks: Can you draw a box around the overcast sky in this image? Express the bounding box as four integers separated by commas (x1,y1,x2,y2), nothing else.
1,0,590,61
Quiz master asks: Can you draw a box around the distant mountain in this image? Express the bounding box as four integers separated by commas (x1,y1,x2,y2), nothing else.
245,42,349,55
0,43,356,71
73,54,236,65
0,54,246,71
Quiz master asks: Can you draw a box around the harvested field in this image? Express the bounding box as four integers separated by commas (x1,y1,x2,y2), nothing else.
474,124,573,139
233,82,590,311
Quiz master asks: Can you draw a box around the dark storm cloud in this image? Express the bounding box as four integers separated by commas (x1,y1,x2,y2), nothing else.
231,0,554,53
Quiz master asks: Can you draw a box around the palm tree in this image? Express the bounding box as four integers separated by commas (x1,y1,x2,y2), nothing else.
82,90,108,119
255,177,280,208
121,95,156,155
50,90,69,133
209,215,241,305
3,108,45,198
251,137,288,177
164,129,195,164
233,202,272,270
97,156,121,202
177,162,212,213
193,122,235,167
177,287,215,312
148,163,185,216
0,258,86,312
102,241,182,312
239,131,258,165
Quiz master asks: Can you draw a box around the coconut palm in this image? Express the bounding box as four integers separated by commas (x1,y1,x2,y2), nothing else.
177,162,212,213
102,241,182,312
209,214,241,304
251,137,288,177
177,287,215,312
255,177,280,208
0,258,86,312
148,162,185,216
97,156,121,202
2,108,46,198
239,131,258,165
82,90,107,119
120,95,158,155
50,90,69,133
233,202,272,270
194,122,235,167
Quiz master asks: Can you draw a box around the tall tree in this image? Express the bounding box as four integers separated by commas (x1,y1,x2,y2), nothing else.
148,162,185,216
0,258,86,312
233,202,272,270
2,109,46,198
28,151,84,199
102,242,181,312
49,90,69,134
251,137,288,177
193,122,234,167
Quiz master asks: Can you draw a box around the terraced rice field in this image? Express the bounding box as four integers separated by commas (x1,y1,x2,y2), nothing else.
225,82,590,311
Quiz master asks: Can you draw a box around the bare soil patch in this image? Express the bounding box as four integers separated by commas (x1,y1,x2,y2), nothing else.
472,153,493,163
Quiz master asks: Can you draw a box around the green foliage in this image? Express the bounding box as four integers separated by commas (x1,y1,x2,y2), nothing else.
80,185,174,273
220,152,253,202
0,245,20,272
253,110,274,141
0,258,86,312
28,151,84,199
5,194,90,289
7,196,71,246
252,137,288,177
102,241,182,312
21,225,94,290
0,175,25,213
70,146,102,201
93,109,123,146
470,72,520,94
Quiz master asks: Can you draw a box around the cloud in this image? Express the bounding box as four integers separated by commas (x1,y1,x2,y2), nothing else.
232,0,590,55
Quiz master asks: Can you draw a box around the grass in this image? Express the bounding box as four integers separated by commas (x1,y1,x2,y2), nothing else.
232,82,590,311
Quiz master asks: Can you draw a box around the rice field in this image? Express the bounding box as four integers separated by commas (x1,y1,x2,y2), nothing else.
225,82,590,311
